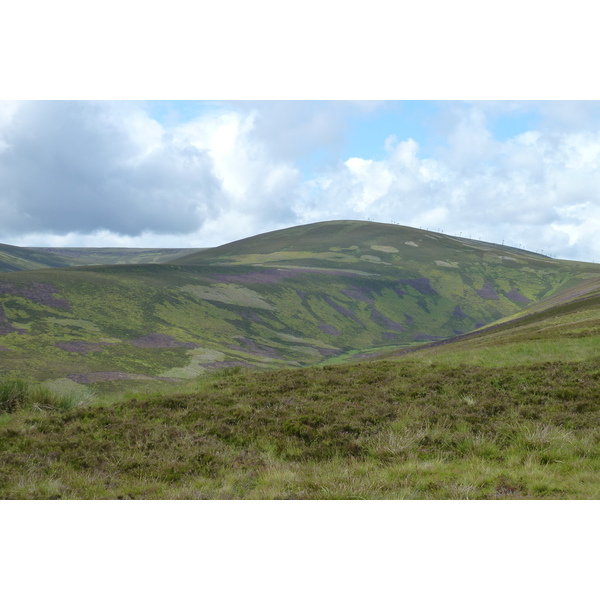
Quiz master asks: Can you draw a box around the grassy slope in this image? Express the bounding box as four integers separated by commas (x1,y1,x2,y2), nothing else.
1,298,599,499
28,247,201,266
383,270,600,368
0,243,75,272
0,245,200,272
1,221,598,392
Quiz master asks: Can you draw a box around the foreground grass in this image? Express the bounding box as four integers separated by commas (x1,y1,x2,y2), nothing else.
0,378,95,414
1,359,599,499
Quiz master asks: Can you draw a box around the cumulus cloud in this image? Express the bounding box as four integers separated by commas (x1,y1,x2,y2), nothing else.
0,101,225,238
0,101,304,247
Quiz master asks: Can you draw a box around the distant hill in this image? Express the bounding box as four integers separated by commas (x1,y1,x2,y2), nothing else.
1,220,599,393
0,245,201,272
172,220,550,266
0,243,75,272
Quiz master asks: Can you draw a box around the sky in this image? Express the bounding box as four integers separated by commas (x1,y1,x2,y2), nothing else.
2,99,600,261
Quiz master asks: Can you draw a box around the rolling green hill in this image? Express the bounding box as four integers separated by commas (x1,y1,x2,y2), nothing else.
0,243,75,272
2,220,600,499
0,244,200,272
1,220,599,395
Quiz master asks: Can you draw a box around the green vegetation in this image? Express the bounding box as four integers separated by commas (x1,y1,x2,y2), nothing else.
0,244,200,272
1,220,600,499
2,221,599,388
1,355,599,499
0,377,94,414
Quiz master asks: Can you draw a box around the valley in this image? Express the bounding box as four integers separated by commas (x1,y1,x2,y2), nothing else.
1,220,599,499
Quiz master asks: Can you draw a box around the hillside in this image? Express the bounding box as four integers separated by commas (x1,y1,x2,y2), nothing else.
1,220,599,395
0,243,75,272
0,244,201,272
387,271,600,368
1,288,600,498
28,247,201,267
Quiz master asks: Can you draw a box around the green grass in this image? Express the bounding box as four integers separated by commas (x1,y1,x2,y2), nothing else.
1,358,599,499
0,378,95,414
0,245,201,272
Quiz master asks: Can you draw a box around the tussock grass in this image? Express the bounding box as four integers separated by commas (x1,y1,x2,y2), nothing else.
1,359,599,499
0,378,94,414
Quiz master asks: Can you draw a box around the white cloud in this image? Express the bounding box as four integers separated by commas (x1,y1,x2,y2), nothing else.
0,101,225,238
0,102,303,247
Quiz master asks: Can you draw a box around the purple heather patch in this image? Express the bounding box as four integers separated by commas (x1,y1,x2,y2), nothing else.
0,282,70,309
0,345,11,351
318,323,340,336
323,296,365,327
404,314,414,325
399,278,437,295
505,289,531,304
477,281,499,300
413,332,443,341
201,360,254,369
129,333,199,348
369,308,406,331
453,306,468,318
0,306,20,335
392,287,406,297
316,347,342,357
342,286,374,304
229,337,283,359
55,341,110,355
